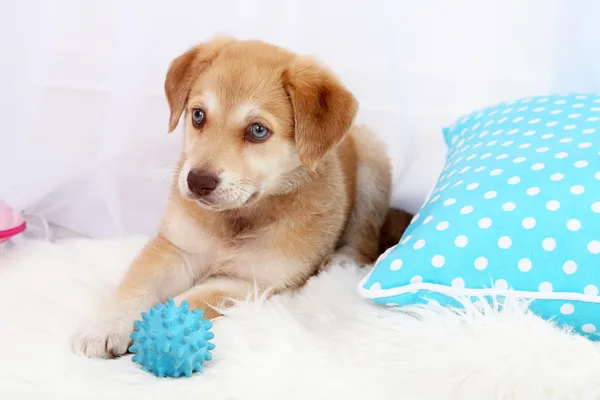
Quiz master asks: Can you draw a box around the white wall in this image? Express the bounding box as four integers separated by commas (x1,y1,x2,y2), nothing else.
1,0,598,238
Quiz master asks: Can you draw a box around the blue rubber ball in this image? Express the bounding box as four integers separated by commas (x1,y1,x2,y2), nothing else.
129,298,215,378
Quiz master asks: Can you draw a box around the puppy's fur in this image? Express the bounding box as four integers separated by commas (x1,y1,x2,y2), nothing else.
75,37,407,358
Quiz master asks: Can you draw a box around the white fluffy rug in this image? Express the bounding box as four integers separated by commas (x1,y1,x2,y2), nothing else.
3,237,600,400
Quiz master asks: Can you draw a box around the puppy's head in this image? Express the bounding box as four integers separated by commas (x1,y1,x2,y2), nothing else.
165,37,357,211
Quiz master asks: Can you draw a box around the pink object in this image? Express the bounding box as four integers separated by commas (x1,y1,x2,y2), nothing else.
0,200,26,243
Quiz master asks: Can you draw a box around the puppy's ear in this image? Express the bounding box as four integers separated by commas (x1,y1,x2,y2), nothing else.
283,58,358,171
165,36,232,133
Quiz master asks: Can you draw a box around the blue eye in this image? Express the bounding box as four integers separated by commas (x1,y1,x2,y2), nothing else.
247,123,271,142
191,109,205,127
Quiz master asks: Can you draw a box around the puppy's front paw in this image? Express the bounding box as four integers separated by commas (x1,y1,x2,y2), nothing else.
319,252,359,271
74,316,135,359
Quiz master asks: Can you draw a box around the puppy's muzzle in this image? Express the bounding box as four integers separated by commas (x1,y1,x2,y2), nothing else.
187,170,220,197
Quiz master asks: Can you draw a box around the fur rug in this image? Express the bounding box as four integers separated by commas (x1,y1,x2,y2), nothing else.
2,237,600,400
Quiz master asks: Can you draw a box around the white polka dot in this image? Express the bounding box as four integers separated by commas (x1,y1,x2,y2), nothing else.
413,239,426,250
498,236,512,249
490,169,503,176
466,182,479,190
507,176,520,184
546,121,558,127
495,279,509,290
460,206,474,214
592,202,600,213
582,324,596,333
568,113,581,119
491,130,503,136
454,235,469,248
512,156,527,163
542,237,557,251
579,142,592,149
584,285,599,296
533,107,545,112
596,172,600,180
588,240,600,254
583,128,596,134
570,185,585,195
517,106,528,112
527,187,541,196
550,173,564,181
567,219,581,232
524,130,536,136
564,125,577,131
539,282,553,292
429,194,441,203
562,260,577,274
531,163,545,171
390,259,403,271
474,257,488,270
501,141,514,147
496,153,509,160
522,217,536,229
474,166,486,173
518,258,532,272
536,147,550,153
436,221,449,231
507,128,519,135
498,117,508,123
410,275,423,284
370,282,382,291
550,109,562,115
575,160,589,168
502,202,516,212
559,138,572,144
484,191,497,199
478,218,492,229
588,117,599,122
546,200,560,211
481,152,492,159
444,198,456,206
519,143,532,149
554,99,567,105
451,277,465,289
459,166,470,174
541,133,555,139
555,152,569,159
560,303,575,315
486,140,498,147
529,118,541,124
423,216,433,225
431,255,445,268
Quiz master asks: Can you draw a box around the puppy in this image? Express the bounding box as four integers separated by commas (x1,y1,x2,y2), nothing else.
75,37,398,358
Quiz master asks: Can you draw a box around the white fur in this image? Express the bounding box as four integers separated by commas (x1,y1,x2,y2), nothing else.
3,237,600,399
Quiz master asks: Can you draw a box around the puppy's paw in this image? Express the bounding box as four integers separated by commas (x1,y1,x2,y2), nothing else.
73,317,134,359
319,252,359,271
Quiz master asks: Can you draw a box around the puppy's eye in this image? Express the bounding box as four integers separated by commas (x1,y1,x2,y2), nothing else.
246,123,271,143
191,109,205,128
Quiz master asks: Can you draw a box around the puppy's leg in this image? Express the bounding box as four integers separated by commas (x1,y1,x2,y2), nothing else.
326,126,392,268
173,277,256,319
74,235,194,358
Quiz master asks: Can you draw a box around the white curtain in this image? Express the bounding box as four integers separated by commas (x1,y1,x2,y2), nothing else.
1,0,598,238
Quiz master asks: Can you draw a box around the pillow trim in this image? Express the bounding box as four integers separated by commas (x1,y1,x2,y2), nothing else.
358,275,600,303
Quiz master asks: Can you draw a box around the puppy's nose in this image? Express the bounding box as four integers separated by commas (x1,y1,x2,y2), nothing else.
187,170,220,196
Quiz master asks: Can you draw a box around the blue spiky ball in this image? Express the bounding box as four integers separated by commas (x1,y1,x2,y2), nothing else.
129,298,215,378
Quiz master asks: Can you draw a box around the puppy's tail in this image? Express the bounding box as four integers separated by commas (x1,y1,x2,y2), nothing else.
378,208,413,254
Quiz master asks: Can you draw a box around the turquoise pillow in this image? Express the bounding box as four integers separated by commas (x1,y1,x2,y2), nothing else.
361,93,600,339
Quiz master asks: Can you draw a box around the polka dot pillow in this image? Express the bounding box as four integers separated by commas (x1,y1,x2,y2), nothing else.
360,93,600,339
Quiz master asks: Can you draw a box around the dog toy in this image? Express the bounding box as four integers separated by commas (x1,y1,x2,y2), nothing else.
129,298,215,378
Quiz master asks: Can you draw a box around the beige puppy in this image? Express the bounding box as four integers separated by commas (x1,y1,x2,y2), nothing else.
75,37,397,358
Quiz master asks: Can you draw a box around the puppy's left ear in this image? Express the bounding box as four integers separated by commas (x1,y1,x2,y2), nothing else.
283,58,358,171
